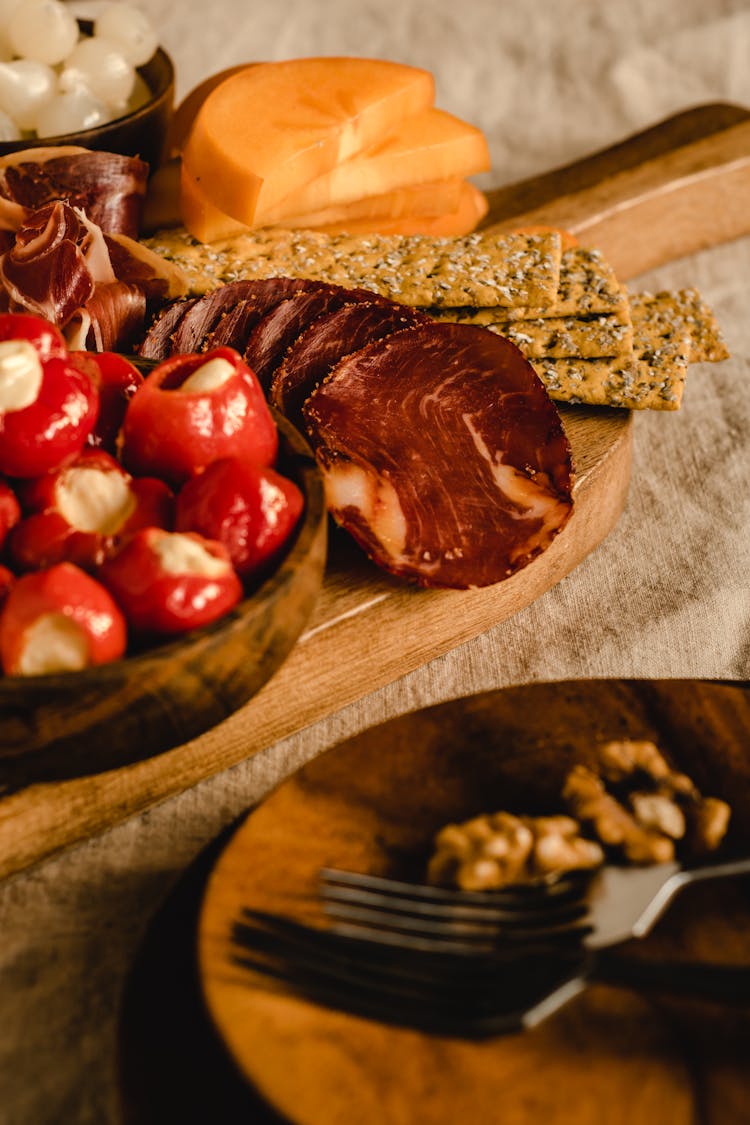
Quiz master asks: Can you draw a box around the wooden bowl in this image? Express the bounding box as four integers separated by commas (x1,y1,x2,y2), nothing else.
0,21,175,171
0,412,327,786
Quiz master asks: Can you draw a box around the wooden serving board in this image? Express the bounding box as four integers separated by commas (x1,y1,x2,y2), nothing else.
197,679,750,1125
1,103,747,880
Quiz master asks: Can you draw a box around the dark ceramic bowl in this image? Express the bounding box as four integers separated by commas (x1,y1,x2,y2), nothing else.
0,20,175,171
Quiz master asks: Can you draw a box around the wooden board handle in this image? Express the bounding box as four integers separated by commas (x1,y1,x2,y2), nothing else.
483,103,750,279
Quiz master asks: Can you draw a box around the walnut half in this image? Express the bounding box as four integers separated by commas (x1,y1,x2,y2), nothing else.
563,740,731,864
427,811,604,891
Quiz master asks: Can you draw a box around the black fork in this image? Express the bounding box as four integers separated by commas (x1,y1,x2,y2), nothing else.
229,856,750,1036
319,856,750,952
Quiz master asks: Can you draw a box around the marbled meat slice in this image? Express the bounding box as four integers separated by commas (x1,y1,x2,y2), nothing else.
243,284,390,391
271,301,431,432
303,322,574,589
153,277,331,357
138,298,199,360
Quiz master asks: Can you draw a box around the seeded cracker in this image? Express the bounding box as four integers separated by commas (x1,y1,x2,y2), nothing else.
485,314,633,359
532,302,690,410
144,227,563,309
628,288,729,364
427,248,628,323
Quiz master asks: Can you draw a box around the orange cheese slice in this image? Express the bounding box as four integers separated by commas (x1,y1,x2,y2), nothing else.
181,107,491,241
182,58,436,226
255,108,490,224
166,64,253,158
278,178,466,227
309,181,489,236
179,164,470,242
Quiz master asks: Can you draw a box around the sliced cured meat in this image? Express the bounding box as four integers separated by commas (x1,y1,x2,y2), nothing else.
209,299,268,351
138,298,199,360
271,301,431,431
0,148,148,236
103,234,188,304
166,277,324,356
303,322,574,589
65,282,148,352
244,284,393,391
0,202,98,326
0,200,188,349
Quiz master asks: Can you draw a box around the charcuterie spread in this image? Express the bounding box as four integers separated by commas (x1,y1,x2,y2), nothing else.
0,42,733,671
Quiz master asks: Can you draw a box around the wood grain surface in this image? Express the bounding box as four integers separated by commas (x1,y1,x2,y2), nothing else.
199,678,750,1125
483,103,750,278
0,405,632,879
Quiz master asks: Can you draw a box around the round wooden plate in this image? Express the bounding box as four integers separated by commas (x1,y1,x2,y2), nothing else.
198,678,750,1125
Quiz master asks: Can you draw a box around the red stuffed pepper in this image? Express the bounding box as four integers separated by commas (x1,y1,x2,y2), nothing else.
9,448,173,572
0,312,68,362
0,562,127,676
0,477,21,553
69,351,144,455
176,457,303,582
99,527,242,635
0,335,99,478
0,564,14,611
121,347,277,486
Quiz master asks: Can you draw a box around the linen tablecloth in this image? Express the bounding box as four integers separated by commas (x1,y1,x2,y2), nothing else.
1,1,749,1120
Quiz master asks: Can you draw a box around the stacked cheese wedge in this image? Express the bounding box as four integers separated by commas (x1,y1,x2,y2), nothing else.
179,57,491,242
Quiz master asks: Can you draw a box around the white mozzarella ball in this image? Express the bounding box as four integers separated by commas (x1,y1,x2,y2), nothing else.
95,3,158,67
0,109,20,142
59,36,135,111
0,60,56,131
35,88,110,138
8,0,79,67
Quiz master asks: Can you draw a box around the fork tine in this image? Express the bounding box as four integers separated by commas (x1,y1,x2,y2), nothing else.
321,867,588,907
319,867,593,947
323,905,590,949
320,881,589,926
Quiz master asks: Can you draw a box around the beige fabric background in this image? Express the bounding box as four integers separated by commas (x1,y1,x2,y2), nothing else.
2,1,750,1121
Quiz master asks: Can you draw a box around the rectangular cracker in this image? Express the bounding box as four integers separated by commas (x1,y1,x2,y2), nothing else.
484,314,633,359
628,288,729,364
531,294,695,410
519,288,726,410
144,227,563,309
532,351,689,411
426,248,629,323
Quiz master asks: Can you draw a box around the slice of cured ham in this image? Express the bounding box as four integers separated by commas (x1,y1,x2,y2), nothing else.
270,301,431,431
0,147,148,237
0,200,187,350
0,202,101,326
65,283,148,352
303,322,574,589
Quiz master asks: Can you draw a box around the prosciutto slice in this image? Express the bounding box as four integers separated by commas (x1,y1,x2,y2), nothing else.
270,301,431,431
303,323,574,589
0,200,187,347
0,147,148,237
0,202,102,325
65,283,148,352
